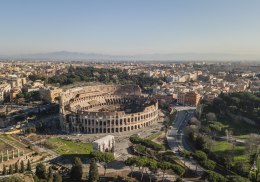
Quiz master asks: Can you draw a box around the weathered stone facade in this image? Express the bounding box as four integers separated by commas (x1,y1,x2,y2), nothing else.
60,85,159,133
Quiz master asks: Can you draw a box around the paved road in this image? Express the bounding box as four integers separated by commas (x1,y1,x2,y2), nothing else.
166,106,205,176
167,108,194,152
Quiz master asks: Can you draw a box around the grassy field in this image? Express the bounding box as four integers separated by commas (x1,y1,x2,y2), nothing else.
211,141,231,152
210,140,251,172
147,131,163,140
47,137,93,155
0,134,13,141
0,134,32,157
237,134,251,139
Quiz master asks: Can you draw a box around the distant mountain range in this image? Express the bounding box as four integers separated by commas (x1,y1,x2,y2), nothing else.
0,51,259,61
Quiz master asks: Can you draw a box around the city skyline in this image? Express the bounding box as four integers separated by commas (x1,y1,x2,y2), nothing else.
1,0,260,60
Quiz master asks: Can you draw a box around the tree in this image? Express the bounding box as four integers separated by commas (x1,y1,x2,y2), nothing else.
92,151,115,176
20,161,25,173
102,153,115,176
195,135,206,150
88,159,99,182
175,177,183,182
135,157,147,181
163,118,171,134
222,154,234,170
159,162,172,181
189,117,201,126
206,112,217,122
233,161,248,177
9,164,13,175
27,159,32,172
147,159,158,182
129,135,164,151
193,150,207,161
200,160,216,170
227,175,250,182
209,122,225,137
33,175,40,182
246,134,260,155
53,173,62,182
2,165,7,175
70,157,83,180
171,164,185,176
125,157,137,178
203,170,227,182
36,163,47,179
0,176,23,182
48,166,53,182
15,162,19,173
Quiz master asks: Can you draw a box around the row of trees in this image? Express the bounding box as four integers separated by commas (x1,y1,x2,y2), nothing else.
2,161,61,182
2,160,31,175
192,150,216,170
0,176,24,182
179,149,250,182
34,163,62,182
128,133,186,181
125,156,185,182
202,170,250,182
130,135,164,151
70,152,115,182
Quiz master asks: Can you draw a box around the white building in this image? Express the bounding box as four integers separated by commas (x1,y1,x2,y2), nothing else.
0,82,11,102
93,135,115,153
146,71,154,77
166,75,179,83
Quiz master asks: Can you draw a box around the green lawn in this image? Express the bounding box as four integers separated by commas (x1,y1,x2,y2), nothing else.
0,134,13,141
211,141,249,160
237,134,251,139
211,141,231,152
47,137,93,155
209,140,251,173
147,131,162,140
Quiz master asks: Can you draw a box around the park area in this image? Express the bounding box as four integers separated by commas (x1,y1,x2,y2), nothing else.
0,134,31,154
46,137,93,155
210,140,252,173
0,134,32,162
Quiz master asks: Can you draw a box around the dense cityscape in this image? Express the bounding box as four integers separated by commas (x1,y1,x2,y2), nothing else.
1,0,260,181
0,61,259,182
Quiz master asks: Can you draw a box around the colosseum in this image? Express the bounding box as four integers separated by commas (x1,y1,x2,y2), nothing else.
59,85,159,134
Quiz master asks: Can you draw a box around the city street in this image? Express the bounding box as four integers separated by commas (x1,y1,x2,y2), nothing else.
167,106,195,152
166,106,205,176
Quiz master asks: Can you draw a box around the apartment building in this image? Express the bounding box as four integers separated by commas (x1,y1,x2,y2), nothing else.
0,82,11,102
177,91,201,106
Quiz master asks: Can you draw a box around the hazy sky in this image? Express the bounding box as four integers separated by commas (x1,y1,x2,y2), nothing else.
1,0,260,59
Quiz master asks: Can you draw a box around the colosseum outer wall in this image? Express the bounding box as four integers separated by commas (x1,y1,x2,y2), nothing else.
59,85,159,134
